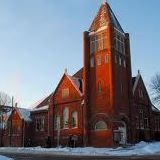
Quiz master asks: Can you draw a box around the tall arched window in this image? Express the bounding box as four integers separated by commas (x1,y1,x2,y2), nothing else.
98,81,102,93
71,111,78,128
54,115,60,130
63,107,69,128
95,121,107,130
97,55,101,66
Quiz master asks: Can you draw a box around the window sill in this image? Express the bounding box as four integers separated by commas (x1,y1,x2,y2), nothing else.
93,129,108,132
35,130,45,132
71,127,78,129
62,128,69,130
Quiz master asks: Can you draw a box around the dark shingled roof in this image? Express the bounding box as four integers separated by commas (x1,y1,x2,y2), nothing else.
132,77,136,87
73,68,83,79
107,3,124,33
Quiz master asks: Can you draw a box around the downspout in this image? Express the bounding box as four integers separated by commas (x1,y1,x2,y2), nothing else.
9,97,14,146
21,119,24,147
47,104,50,137
21,119,25,147
83,31,90,146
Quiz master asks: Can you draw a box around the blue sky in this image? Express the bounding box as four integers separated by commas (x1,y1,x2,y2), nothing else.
0,0,159,107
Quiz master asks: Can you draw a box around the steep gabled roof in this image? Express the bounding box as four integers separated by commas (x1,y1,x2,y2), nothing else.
16,107,31,122
73,68,83,79
66,73,83,96
132,74,160,112
132,73,141,94
107,3,124,33
32,105,49,112
30,94,51,110
7,107,31,122
89,1,124,33
53,72,83,98
132,73,150,97
132,77,136,87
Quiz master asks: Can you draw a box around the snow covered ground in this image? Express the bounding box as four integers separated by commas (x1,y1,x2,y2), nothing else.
0,155,13,160
0,142,160,157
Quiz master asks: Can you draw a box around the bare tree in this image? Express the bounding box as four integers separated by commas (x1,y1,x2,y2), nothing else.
150,73,160,106
0,92,12,146
0,92,11,107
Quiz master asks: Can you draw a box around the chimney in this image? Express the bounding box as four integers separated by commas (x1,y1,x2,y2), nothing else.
64,68,68,74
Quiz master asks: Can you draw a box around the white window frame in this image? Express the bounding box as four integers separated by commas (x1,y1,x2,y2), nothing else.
119,57,122,66
90,33,107,54
114,29,125,55
98,81,102,93
97,55,102,66
63,107,69,129
54,115,60,130
90,57,94,68
123,59,126,68
105,54,109,64
135,116,139,129
71,111,78,128
95,121,107,131
35,117,45,132
115,55,117,64
139,109,144,129
139,89,143,98
144,117,149,129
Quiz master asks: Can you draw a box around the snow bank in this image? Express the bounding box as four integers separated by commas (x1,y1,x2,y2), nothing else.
0,155,13,160
0,142,160,156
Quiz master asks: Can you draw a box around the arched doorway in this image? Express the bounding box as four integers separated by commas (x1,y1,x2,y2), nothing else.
113,121,127,145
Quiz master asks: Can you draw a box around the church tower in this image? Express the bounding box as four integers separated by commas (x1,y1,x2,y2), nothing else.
83,1,133,147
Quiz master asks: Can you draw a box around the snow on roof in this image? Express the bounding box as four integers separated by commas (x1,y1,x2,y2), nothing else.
68,75,80,89
66,74,83,96
29,96,49,109
151,105,160,113
89,26,108,35
32,105,49,112
6,110,12,120
17,107,31,122
132,73,141,94
132,77,136,87
29,94,52,109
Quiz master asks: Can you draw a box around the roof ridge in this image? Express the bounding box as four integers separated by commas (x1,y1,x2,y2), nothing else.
65,74,83,96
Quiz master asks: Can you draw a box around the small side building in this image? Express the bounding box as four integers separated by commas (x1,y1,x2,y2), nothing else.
3,106,32,147
30,95,51,147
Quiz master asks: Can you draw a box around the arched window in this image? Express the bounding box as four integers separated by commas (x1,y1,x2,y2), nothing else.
90,57,94,68
71,111,78,128
35,117,45,132
54,115,60,130
105,54,109,64
62,88,69,99
95,121,107,130
98,81,102,93
97,55,101,66
63,107,69,128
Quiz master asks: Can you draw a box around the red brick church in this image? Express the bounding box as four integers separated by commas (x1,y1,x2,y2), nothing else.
1,1,160,148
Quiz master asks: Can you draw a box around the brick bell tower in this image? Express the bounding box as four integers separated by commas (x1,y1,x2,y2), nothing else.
83,1,133,147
